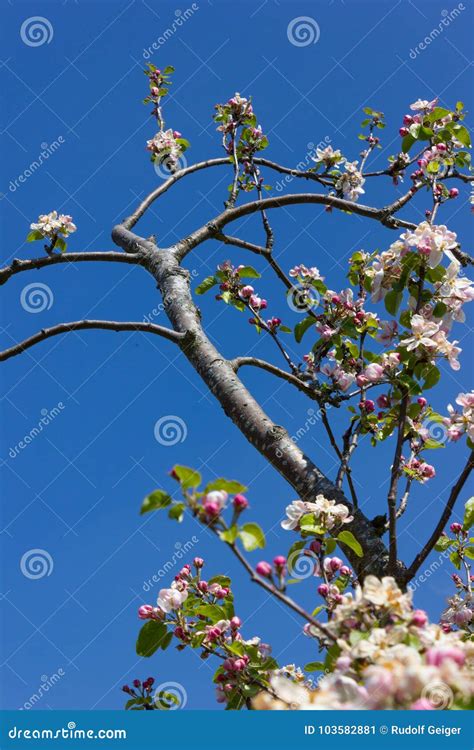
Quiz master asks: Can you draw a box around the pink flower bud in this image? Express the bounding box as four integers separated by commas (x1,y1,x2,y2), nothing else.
230,616,241,629
173,131,182,138
417,397,427,408
240,285,254,298
411,609,428,627
194,557,204,568
256,561,272,577
317,583,329,596
273,555,287,569
377,394,390,409
133,679,141,688
233,494,249,510
449,188,459,198
403,115,413,125
359,399,375,413
399,127,409,136
309,540,321,554
328,557,343,572
450,522,462,534
203,500,220,517
340,565,351,576
198,581,208,593
138,604,154,620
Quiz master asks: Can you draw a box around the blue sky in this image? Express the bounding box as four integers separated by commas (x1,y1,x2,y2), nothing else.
0,0,472,711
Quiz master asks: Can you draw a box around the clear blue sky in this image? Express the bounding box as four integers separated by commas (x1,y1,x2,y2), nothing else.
0,0,472,711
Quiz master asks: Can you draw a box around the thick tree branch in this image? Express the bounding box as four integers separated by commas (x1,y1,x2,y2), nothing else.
112,224,407,582
0,251,143,286
406,450,474,581
0,319,183,361
175,192,420,260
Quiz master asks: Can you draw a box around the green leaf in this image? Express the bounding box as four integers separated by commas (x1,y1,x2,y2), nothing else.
337,530,363,558
238,522,266,551
219,526,239,544
384,290,402,316
237,266,261,279
325,538,337,554
300,513,325,536
450,550,461,570
453,124,471,147
140,489,172,515
422,365,440,390
196,604,227,622
434,536,452,551
173,465,201,490
401,133,416,153
160,631,173,650
464,546,474,560
136,621,168,657
204,478,247,494
55,236,67,253
279,325,292,334
304,661,325,672
26,229,44,242
463,497,474,531
168,503,185,522
423,438,445,450
196,276,217,295
294,316,314,343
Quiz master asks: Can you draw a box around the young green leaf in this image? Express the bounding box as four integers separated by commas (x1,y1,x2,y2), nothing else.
337,530,363,558
238,522,266,551
136,621,168,657
140,489,172,515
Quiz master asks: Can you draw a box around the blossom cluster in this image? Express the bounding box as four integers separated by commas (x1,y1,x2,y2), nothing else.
255,575,474,710
281,495,353,534
28,211,76,252
143,64,189,172
135,559,278,710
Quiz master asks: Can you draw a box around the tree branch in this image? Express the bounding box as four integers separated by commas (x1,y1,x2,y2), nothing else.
231,355,317,398
175,192,420,260
0,251,143,286
0,320,183,361
406,450,474,581
112,223,407,583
